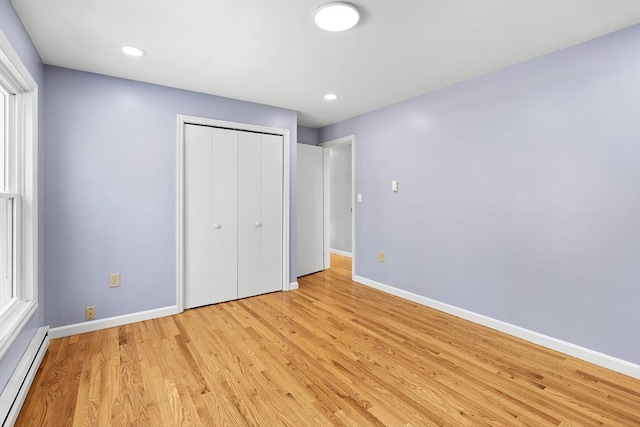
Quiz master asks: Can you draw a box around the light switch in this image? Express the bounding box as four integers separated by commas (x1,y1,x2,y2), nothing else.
392,180,399,192
357,193,362,203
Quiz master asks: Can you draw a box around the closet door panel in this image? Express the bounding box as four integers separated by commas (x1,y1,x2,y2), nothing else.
210,127,239,304
185,124,283,306
261,134,283,293
184,125,238,308
237,132,263,299
184,124,214,308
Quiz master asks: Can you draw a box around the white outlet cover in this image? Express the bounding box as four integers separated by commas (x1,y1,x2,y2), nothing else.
110,273,121,287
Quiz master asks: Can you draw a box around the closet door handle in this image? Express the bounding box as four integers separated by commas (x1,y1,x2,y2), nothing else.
254,222,262,228
213,223,221,230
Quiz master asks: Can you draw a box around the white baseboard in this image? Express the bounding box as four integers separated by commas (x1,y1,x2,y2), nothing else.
354,275,640,379
1,326,49,427
289,281,299,290
49,305,180,339
330,249,352,257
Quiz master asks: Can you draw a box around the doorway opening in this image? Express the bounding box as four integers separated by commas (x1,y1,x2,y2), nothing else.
320,135,355,280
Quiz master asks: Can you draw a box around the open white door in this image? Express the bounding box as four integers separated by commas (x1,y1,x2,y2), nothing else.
297,144,324,276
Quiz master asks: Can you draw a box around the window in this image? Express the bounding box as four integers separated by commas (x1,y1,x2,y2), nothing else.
0,31,38,360
1,88,14,310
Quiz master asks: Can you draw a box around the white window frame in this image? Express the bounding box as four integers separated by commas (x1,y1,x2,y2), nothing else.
0,31,38,360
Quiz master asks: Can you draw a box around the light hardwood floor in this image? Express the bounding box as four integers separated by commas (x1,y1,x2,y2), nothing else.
16,254,640,426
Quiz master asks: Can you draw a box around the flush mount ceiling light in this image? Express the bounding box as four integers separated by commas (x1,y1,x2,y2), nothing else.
324,93,339,101
121,46,146,57
314,2,360,32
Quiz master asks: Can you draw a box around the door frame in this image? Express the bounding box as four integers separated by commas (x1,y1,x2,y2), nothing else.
176,114,291,312
319,135,355,280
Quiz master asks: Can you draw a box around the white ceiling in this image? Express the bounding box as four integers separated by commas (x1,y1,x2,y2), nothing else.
10,0,640,128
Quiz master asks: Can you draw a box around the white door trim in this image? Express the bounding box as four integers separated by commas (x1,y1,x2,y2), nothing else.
177,114,291,312
319,135,356,280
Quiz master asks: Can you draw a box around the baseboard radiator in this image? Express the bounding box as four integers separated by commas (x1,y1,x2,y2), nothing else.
0,326,49,427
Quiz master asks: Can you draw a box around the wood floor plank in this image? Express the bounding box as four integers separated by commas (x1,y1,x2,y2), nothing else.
15,254,640,426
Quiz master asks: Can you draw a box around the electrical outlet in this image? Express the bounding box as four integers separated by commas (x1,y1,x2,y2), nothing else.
86,306,96,320
379,251,385,262
110,273,121,288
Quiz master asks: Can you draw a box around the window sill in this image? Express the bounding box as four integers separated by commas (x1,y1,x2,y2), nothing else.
0,299,37,360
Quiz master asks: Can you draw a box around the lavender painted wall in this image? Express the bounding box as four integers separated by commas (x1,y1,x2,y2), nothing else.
319,25,640,364
0,0,45,392
297,126,319,145
44,66,297,328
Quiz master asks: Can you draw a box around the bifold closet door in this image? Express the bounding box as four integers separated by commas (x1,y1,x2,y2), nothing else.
184,125,238,309
184,124,284,308
237,132,283,298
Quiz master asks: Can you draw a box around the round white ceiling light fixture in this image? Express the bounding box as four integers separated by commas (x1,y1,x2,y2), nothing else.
324,93,339,101
314,2,360,32
121,46,146,57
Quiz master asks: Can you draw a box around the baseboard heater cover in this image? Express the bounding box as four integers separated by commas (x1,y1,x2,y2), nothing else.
0,326,49,427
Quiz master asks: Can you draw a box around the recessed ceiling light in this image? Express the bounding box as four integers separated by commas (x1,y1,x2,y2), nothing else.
314,2,360,32
324,93,339,101
121,46,146,57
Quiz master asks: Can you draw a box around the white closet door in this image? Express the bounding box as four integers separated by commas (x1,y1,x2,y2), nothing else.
210,127,239,303
297,143,324,276
260,134,283,293
184,125,238,308
237,132,283,298
238,132,263,298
